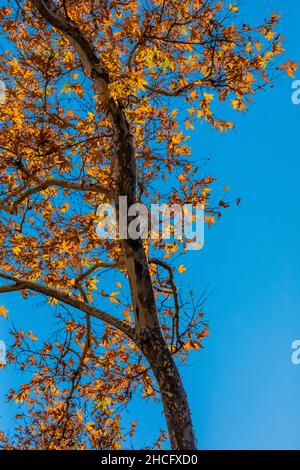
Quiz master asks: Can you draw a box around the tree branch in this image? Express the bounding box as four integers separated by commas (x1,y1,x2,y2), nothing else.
74,261,119,287
0,273,135,341
0,178,112,215
31,0,110,103
149,258,182,347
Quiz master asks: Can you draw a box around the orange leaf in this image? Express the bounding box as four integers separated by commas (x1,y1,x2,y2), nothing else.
28,331,38,341
0,305,8,319
77,408,84,422
178,264,187,274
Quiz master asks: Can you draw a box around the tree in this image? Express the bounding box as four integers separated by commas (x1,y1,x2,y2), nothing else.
0,0,295,450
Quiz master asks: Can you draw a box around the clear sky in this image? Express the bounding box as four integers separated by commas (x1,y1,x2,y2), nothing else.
0,1,300,450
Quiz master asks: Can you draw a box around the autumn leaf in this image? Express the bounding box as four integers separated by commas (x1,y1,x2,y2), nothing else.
265,31,275,42
203,92,214,102
279,60,299,78
28,331,39,341
77,408,84,422
130,420,137,438
110,292,121,304
183,339,201,351
178,264,187,274
178,174,189,183
0,305,8,319
229,3,238,13
60,202,70,213
205,215,216,227
0,0,291,450
60,82,72,94
86,422,94,431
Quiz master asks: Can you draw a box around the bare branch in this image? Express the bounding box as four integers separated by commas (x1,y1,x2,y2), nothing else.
149,258,182,347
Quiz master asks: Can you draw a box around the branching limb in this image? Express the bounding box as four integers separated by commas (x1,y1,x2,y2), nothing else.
47,286,91,449
31,0,110,104
149,258,183,348
0,177,112,215
0,273,135,341
74,261,119,288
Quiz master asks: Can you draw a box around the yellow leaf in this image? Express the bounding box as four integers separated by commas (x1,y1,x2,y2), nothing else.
0,305,8,319
265,31,275,42
61,202,70,213
137,77,148,91
110,291,120,296
229,3,238,13
280,60,299,79
77,408,84,422
12,246,22,256
178,264,187,274
61,83,72,94
231,99,239,110
203,92,214,102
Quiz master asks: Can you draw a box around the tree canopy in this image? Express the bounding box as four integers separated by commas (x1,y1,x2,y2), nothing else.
0,0,296,449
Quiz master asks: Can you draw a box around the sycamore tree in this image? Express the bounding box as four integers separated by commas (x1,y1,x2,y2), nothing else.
0,0,295,450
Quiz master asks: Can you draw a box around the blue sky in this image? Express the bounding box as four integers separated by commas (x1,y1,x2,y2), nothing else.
1,1,300,450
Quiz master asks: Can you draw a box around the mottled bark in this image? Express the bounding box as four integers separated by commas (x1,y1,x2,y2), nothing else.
141,327,196,450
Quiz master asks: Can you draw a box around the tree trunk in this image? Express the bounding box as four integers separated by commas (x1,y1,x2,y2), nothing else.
109,100,197,450
120,236,197,450
141,327,197,450
123,244,197,450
